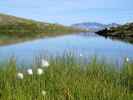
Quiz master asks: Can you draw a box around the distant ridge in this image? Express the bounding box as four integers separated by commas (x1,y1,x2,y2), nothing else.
0,13,83,37
72,22,119,32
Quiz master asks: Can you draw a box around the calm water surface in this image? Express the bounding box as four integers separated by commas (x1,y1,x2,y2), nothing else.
0,32,133,65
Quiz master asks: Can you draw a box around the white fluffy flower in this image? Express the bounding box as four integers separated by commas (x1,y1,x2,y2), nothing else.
42,90,46,96
126,57,129,62
41,59,49,68
37,68,43,75
79,53,83,57
17,72,24,79
27,69,33,75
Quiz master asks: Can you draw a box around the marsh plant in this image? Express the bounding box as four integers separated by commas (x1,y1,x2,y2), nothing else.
0,57,133,100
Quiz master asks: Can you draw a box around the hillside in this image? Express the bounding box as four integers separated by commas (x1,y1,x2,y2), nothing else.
0,13,83,45
96,23,133,43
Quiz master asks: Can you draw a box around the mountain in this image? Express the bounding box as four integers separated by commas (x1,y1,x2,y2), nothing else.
0,13,83,45
72,22,119,32
72,22,106,32
105,23,120,28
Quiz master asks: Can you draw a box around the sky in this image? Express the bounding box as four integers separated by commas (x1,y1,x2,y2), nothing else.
0,0,133,25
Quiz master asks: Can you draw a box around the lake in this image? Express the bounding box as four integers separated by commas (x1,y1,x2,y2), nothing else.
0,32,133,66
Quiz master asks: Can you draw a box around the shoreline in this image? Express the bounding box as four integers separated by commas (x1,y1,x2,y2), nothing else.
96,28,133,44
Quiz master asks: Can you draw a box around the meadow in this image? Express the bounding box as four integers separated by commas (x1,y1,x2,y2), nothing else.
0,57,133,100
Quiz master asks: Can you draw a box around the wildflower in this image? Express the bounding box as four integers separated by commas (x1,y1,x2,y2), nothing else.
42,90,46,96
27,69,33,75
126,57,129,62
79,53,83,57
17,72,24,79
37,68,43,75
41,59,49,68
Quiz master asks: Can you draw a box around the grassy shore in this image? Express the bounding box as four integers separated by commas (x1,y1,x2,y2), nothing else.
0,57,133,100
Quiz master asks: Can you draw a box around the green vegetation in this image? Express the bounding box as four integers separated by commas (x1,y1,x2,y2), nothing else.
96,23,133,43
108,23,133,37
0,57,133,100
0,13,84,45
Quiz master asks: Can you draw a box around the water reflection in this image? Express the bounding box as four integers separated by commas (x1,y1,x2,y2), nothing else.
0,32,133,66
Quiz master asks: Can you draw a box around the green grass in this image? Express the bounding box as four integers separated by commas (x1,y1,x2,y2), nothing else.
0,57,133,100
